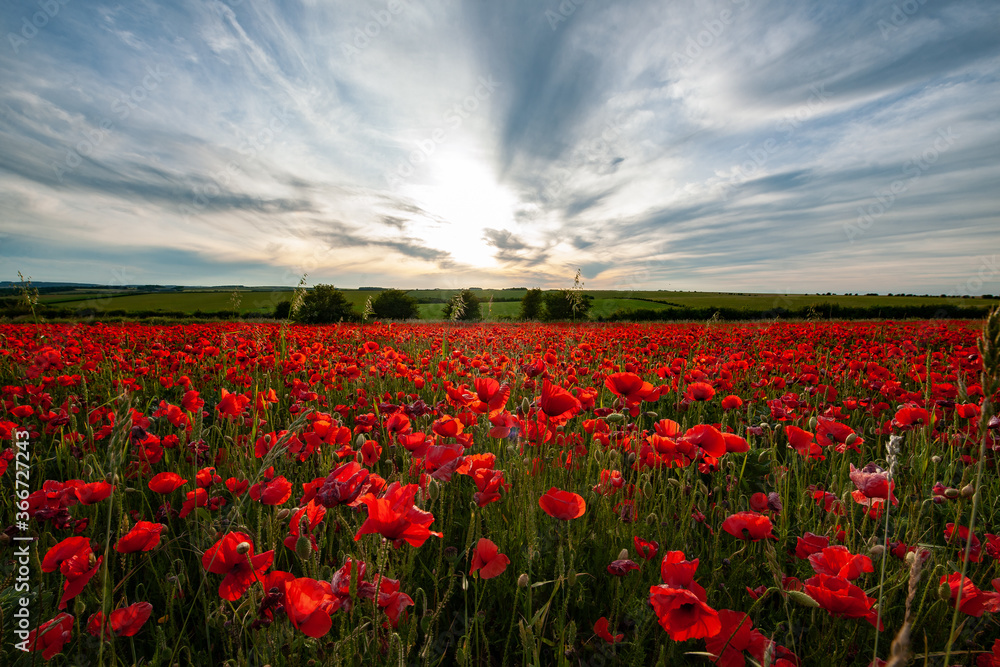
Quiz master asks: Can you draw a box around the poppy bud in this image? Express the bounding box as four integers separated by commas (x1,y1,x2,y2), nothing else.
295,535,311,559
506,445,518,458
931,456,942,464
960,484,974,499
667,478,680,488
355,434,367,449
518,573,530,588
758,450,770,463
566,568,577,587
606,413,625,423
236,541,251,555
627,452,636,466
643,482,653,498
645,513,658,525
845,433,859,446
74,596,86,616
944,488,960,499
869,545,885,558
938,582,952,600
645,411,658,419
905,551,916,566
786,590,820,608
808,417,818,430
618,549,629,561
461,574,468,591
521,397,531,414
276,508,291,520
427,480,440,500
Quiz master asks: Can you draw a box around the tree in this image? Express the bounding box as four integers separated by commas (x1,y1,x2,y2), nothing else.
442,290,482,321
519,288,543,320
542,290,593,321
371,289,420,320
273,300,292,320
296,285,357,323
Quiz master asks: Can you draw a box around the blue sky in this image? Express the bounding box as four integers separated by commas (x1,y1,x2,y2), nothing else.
1,0,998,293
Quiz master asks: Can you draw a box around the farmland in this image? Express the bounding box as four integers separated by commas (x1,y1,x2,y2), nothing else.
2,317,999,665
14,284,998,321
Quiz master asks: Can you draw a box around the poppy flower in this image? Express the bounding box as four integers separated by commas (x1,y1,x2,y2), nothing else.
606,372,657,413
680,424,726,458
722,432,750,453
704,610,754,667
249,475,292,506
148,472,187,493
721,395,743,410
785,426,824,460
114,521,164,553
804,574,883,630
375,575,414,628
432,415,464,438
944,524,982,563
73,481,114,504
58,548,103,610
607,559,641,577
939,573,1000,617
202,532,274,601
91,602,153,638
25,612,74,660
808,546,873,580
539,379,582,423
721,512,776,541
648,584,721,642
633,536,659,561
354,482,442,548
538,487,586,520
217,388,250,418
472,378,510,416
977,638,1000,667
42,537,92,573
314,461,371,508
469,538,510,579
594,616,624,643
181,389,204,412
284,577,339,637
794,532,829,559
178,487,208,518
849,463,896,501
684,382,715,402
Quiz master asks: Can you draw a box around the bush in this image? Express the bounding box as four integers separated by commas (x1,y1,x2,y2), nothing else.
519,288,543,320
371,289,419,320
296,285,357,323
543,290,592,321
442,290,482,321
273,300,292,320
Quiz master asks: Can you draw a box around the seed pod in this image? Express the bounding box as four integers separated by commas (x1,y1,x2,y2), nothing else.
295,536,312,559
786,590,820,608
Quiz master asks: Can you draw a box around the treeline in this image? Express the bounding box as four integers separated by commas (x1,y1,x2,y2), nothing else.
596,302,995,322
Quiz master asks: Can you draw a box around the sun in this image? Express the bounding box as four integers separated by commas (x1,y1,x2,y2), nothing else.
402,147,519,270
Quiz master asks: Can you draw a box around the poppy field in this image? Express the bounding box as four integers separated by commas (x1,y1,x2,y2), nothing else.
3,317,1000,666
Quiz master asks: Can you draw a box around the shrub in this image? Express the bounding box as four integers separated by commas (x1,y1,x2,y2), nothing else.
371,289,419,320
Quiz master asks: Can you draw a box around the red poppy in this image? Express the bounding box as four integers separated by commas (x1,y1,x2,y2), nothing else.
794,532,829,559
722,432,750,453
432,415,464,438
539,379,582,423
944,524,982,563
804,574,883,630
469,538,510,579
179,487,208,518
681,424,726,458
106,601,153,637
58,548,103,610
114,521,164,553
181,389,204,412
284,577,339,637
148,472,187,493
225,477,249,495
648,584,721,642
73,480,114,504
313,461,371,508
538,487,586,520
607,559,641,577
785,426,824,460
704,609,754,667
721,512,776,541
606,372,656,412
633,536,659,561
249,475,292,506
721,394,743,410
25,612,74,660
939,573,1000,617
375,575,414,628
472,377,510,416
684,382,715,402
808,546,873,580
594,616,624,643
978,638,1000,667
42,537,92,573
892,405,929,429
354,482,442,548
849,463,895,501
202,532,274,601
217,388,249,418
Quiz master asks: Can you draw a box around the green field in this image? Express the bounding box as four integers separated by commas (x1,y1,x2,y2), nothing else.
27,286,996,321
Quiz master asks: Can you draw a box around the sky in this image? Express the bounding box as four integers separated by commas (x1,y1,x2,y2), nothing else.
1,0,998,295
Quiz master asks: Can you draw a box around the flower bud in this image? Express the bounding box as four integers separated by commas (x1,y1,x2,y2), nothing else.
427,480,440,500
931,455,942,464
938,582,952,600
606,413,625,423
645,512,658,525
960,484,975,500
236,541,252,555
786,590,820,608
869,545,885,558
295,535,312,559
276,508,291,521
944,488,960,499
845,433,859,446
808,417,818,430
521,397,531,414
518,573,530,588
355,434,367,449
618,549,629,561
